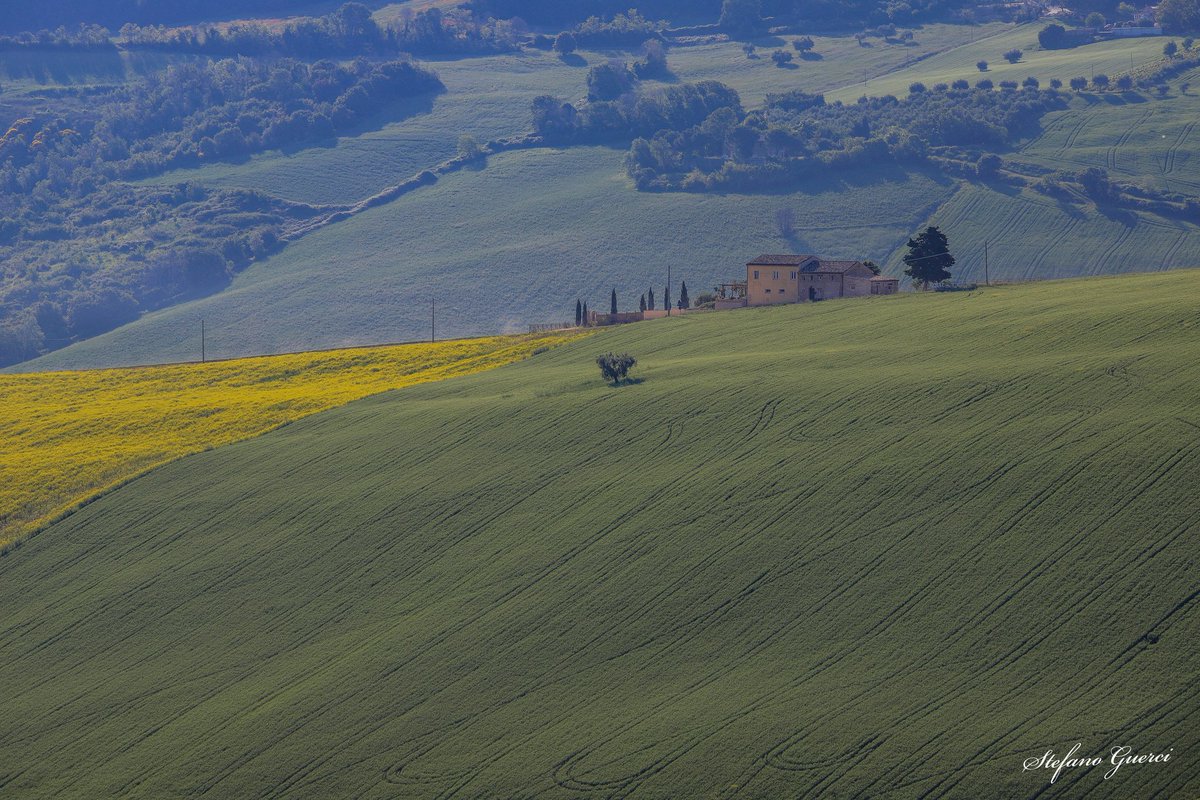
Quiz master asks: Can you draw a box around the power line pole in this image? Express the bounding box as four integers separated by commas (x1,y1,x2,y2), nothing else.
201,319,206,362
984,240,990,287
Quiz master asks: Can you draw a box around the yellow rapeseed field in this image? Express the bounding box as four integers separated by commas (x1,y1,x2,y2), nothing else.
0,331,588,550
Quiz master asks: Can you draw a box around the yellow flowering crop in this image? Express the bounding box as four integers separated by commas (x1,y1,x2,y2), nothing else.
0,331,589,550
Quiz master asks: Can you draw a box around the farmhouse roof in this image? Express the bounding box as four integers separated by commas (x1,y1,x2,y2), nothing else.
748,254,818,266
870,274,900,282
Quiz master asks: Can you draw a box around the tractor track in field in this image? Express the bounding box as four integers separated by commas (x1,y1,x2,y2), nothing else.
1162,118,1197,174
1107,108,1154,171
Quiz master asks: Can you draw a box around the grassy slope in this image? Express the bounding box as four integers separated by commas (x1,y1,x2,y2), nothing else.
17,24,1200,369
826,22,1170,102
25,148,952,369
0,331,582,549
895,181,1200,282
1017,73,1200,193
664,23,1009,105
2,271,1198,799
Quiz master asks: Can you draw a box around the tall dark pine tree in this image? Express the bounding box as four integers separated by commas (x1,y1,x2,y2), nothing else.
903,226,955,289
648,287,655,310
639,294,647,312
664,285,671,312
582,301,589,326
679,281,690,309
575,299,582,326
611,288,618,315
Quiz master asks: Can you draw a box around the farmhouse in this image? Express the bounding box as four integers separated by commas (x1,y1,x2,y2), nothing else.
743,255,898,306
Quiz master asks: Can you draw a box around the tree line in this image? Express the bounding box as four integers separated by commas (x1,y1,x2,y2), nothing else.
619,83,1067,192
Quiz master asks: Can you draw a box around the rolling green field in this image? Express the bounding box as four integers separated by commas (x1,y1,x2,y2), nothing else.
2,271,1198,798
663,22,1010,105
890,182,1200,282
25,148,953,370
1017,74,1200,193
13,22,1200,371
826,22,1171,102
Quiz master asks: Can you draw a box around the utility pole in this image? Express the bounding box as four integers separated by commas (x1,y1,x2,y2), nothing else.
984,241,990,287
201,319,206,362
431,297,436,343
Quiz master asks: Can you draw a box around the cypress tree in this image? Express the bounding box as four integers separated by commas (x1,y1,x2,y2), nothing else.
664,285,671,312
610,288,618,315
679,281,690,309
648,287,655,310
582,302,589,326
639,294,647,312
575,299,582,326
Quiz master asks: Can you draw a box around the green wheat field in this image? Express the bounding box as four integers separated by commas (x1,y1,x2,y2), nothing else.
1,271,1196,798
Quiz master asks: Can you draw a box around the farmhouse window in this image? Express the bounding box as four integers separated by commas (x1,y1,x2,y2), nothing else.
753,270,759,279
791,271,798,279
772,271,780,280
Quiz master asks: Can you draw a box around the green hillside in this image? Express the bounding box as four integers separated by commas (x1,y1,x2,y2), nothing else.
826,22,1170,102
9,22,1200,371
2,271,1197,798
26,148,952,369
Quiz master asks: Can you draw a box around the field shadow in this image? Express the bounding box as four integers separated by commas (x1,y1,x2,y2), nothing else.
799,51,824,61
713,162,954,198
1,47,125,86
1097,205,1139,225
559,53,588,67
749,35,787,48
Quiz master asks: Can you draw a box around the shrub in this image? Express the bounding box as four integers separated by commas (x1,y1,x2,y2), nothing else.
596,352,637,385
977,59,989,71
1070,76,1088,91
999,80,1018,91
772,49,794,66
1093,73,1111,88
1165,40,1179,57
1050,78,1063,89
952,79,970,90
1116,74,1134,90
1004,48,1023,63
976,78,995,90
553,31,577,54
1022,76,1040,89
457,135,483,160
1039,24,1069,49
909,81,927,93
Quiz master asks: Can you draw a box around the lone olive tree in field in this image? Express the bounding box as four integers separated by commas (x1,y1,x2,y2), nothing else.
903,226,955,289
597,352,637,385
